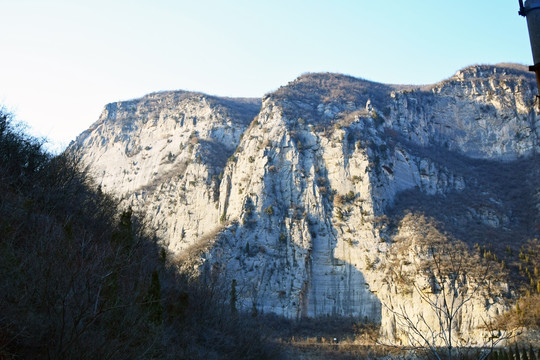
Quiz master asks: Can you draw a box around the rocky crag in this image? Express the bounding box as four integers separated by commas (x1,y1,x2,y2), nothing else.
71,63,540,344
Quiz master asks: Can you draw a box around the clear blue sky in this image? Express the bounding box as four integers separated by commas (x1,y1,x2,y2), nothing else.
0,0,533,152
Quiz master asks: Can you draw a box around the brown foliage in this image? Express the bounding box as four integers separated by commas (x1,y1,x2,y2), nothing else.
383,213,509,358
0,110,279,359
496,294,540,331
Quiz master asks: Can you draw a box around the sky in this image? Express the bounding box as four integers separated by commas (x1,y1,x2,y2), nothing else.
0,0,534,152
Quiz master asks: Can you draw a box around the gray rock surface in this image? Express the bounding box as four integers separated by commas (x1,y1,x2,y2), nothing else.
70,63,540,344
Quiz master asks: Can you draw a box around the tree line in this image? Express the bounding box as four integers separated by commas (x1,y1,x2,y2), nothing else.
0,109,278,359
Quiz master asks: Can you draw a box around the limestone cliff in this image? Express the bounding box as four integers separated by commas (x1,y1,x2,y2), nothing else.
72,91,260,252
70,64,540,343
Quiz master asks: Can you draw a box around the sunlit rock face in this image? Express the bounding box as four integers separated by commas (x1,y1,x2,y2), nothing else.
72,91,260,253
71,64,539,343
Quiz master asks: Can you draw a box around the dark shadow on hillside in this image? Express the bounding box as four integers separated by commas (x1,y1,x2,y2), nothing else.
0,109,282,359
211,96,262,125
386,140,539,254
198,138,236,169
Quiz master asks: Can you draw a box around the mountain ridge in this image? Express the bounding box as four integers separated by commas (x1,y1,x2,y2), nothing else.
70,63,539,345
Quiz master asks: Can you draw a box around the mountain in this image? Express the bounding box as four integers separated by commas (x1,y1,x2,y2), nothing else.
0,109,278,359
70,63,540,344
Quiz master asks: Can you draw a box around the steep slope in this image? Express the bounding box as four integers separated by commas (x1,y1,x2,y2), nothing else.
0,109,279,360
72,91,260,252
71,64,540,344
0,109,164,358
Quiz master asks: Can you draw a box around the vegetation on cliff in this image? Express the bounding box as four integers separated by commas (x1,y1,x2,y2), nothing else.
0,109,278,359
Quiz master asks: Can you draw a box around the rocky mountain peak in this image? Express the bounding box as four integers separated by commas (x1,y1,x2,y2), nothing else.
70,64,539,344
450,63,531,81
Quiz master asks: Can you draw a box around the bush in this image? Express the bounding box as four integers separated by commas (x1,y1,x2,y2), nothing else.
0,109,280,359
264,205,274,216
0,111,163,358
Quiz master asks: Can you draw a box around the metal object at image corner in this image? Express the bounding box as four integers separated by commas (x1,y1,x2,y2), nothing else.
520,0,540,97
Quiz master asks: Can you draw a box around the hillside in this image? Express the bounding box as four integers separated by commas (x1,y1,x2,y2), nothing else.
70,63,540,346
0,109,278,359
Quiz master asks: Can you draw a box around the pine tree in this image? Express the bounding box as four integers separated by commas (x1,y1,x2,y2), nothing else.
112,207,134,246
176,291,189,323
529,345,537,360
251,301,258,318
146,269,163,324
230,279,238,315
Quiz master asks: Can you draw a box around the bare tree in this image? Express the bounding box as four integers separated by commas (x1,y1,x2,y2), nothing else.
382,213,511,360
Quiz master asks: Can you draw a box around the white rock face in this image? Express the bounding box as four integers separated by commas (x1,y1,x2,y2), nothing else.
389,66,538,159
72,91,260,253
71,64,540,344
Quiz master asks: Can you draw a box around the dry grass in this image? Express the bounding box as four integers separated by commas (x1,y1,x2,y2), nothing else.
173,224,226,275
496,294,540,331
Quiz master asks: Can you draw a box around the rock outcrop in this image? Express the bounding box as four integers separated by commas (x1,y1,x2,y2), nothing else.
73,91,260,252
70,63,540,344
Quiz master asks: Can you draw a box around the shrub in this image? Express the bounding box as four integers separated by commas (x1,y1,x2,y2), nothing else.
0,112,163,358
372,110,384,127
334,194,345,206
264,205,274,216
0,108,280,359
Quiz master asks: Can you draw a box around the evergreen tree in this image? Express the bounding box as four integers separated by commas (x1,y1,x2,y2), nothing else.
523,347,530,360
251,301,258,318
230,279,238,315
529,345,537,360
176,291,189,323
146,269,163,324
112,207,134,246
